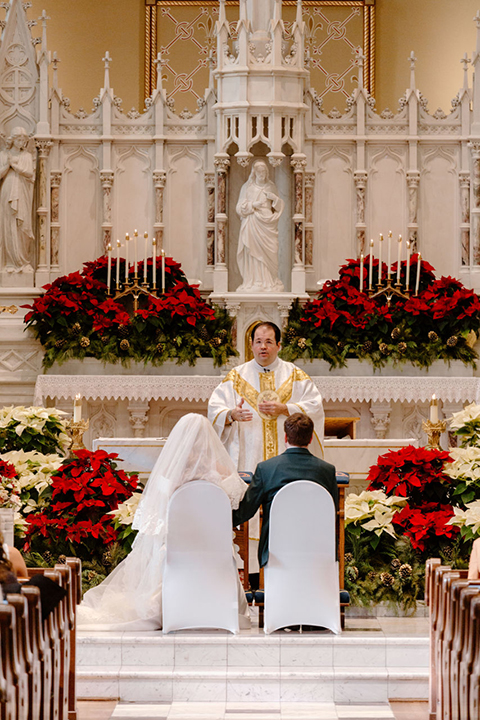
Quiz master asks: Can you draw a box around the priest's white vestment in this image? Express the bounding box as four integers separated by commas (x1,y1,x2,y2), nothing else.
208,357,324,571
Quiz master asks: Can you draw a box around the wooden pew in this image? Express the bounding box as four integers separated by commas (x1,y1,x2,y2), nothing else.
425,558,441,720
21,586,48,720
0,603,20,720
469,595,480,720
435,570,463,720
8,592,40,720
428,564,452,720
458,584,480,720
449,581,476,720
440,571,468,720
65,558,81,720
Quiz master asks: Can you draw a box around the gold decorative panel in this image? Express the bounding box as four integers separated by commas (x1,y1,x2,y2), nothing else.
145,1,375,113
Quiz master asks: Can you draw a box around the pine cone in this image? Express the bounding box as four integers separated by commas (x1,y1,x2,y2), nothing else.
391,327,401,341
117,324,130,337
390,558,401,571
344,552,354,564
363,340,373,353
367,570,377,582
397,341,407,354
156,343,164,354
337,341,345,351
55,339,66,349
120,339,130,351
380,571,394,587
199,326,209,341
399,563,413,579
57,555,67,565
211,337,222,347
346,565,359,582
102,550,113,567
286,327,298,343
43,551,53,565
446,336,458,347
218,329,228,339
71,322,81,335
297,337,307,349
428,331,439,342
80,336,90,348
379,343,390,355
101,335,110,345
443,545,454,560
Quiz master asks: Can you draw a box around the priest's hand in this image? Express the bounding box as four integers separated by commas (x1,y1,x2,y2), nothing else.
258,400,289,418
230,398,253,423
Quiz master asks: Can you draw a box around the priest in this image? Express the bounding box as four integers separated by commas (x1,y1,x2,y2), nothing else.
208,321,324,574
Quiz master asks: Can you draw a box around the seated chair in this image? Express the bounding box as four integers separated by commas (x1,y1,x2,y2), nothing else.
162,481,240,634
263,480,341,634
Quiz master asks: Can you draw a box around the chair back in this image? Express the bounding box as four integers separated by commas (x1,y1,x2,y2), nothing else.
264,480,340,634
162,481,239,633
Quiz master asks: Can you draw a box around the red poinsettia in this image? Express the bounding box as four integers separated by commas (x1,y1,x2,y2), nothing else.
392,503,460,552
0,459,17,479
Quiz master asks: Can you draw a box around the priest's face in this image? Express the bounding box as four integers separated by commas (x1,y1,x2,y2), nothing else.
251,325,280,367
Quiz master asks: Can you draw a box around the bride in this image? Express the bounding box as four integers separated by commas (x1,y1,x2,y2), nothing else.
77,414,249,630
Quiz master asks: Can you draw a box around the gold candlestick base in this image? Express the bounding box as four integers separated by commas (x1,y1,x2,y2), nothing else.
66,419,89,455
422,419,446,450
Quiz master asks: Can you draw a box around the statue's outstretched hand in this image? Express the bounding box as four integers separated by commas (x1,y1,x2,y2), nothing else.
231,398,253,422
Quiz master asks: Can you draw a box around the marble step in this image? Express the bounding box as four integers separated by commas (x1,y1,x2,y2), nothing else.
76,631,429,703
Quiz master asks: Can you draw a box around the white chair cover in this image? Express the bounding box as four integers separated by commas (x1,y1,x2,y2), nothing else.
162,481,240,634
264,480,341,634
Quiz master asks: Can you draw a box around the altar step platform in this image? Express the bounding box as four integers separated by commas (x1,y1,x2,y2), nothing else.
76,616,429,713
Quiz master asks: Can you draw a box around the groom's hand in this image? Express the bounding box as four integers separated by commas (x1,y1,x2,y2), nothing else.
230,398,253,423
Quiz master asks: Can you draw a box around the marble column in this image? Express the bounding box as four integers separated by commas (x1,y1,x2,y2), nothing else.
128,400,150,438
304,173,315,267
100,171,114,252
370,401,392,439
291,154,307,267
35,139,53,269
354,171,367,256
468,142,480,264
406,171,420,252
205,173,216,266
214,154,230,268
459,171,471,266
50,172,62,268
153,171,166,251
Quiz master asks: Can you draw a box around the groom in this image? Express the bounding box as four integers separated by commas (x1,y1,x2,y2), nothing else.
232,413,338,569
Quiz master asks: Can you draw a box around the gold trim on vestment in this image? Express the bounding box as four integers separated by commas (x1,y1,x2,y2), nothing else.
260,372,278,461
212,408,228,427
223,369,259,409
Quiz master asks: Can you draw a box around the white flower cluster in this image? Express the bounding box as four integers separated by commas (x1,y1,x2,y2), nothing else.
449,402,480,431
448,500,480,535
444,447,480,485
109,492,143,526
0,405,70,453
0,450,64,513
345,490,408,538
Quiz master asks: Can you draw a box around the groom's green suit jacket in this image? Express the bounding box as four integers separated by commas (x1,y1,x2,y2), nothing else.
232,447,338,568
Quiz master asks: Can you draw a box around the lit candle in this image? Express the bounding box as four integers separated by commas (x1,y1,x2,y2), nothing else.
406,241,411,290
73,393,82,423
143,232,148,284
107,243,112,292
378,234,383,285
415,252,422,295
116,240,121,288
134,229,138,278
125,233,129,284
368,239,374,290
430,394,439,424
359,253,364,293
396,235,402,284
387,230,392,280
152,238,157,289
161,250,166,293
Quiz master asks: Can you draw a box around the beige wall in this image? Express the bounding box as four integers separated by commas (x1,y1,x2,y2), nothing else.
23,1,480,115
29,0,145,113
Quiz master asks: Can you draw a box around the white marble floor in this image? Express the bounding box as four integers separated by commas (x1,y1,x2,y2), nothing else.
107,700,396,719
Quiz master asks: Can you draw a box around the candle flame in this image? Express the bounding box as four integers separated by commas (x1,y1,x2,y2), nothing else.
125,233,129,240
134,229,138,236
379,234,383,241
432,394,436,401
144,231,148,238
117,239,121,247
398,235,402,242
388,230,392,237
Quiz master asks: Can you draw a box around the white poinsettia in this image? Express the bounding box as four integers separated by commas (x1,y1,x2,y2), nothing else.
345,490,407,537
444,447,480,484
0,405,70,453
448,500,480,535
449,402,480,430
0,450,64,510
109,492,143,526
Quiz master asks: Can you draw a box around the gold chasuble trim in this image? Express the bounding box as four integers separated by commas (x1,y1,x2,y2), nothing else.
259,372,277,461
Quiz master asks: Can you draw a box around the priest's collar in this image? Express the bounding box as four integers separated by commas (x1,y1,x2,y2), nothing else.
252,357,280,373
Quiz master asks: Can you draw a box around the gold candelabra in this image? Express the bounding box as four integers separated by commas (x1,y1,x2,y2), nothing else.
422,419,446,450
66,419,89,455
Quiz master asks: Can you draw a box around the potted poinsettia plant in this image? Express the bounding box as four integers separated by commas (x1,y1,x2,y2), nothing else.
0,459,21,545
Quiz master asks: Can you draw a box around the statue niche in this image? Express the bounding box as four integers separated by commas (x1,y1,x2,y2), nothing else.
235,159,284,293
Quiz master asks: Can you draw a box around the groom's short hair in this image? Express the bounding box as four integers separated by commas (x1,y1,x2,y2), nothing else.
284,413,314,447
251,322,281,344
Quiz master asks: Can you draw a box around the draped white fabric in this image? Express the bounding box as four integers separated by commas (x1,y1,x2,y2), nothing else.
77,414,248,631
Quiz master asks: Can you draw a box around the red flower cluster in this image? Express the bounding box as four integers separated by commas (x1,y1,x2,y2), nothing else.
392,503,459,552
137,282,215,327
24,449,138,557
367,445,453,499
0,460,17,480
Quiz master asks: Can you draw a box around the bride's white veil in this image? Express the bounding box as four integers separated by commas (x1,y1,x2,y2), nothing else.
77,413,247,630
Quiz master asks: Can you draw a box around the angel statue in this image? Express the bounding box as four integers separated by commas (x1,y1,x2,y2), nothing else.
0,127,36,271
236,159,284,292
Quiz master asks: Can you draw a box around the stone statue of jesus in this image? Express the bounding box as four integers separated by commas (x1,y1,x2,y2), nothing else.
236,159,284,293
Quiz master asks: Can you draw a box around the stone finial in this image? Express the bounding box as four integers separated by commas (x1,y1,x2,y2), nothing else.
409,50,417,90
154,52,163,91
461,52,471,89
102,51,111,90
